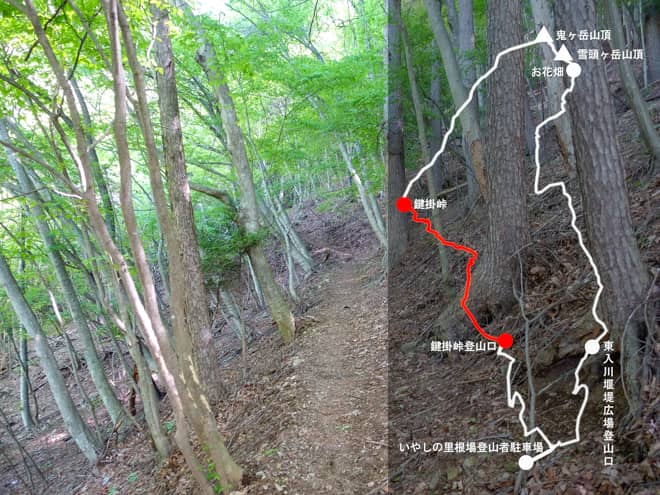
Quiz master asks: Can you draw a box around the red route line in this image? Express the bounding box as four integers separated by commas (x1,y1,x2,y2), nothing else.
396,197,513,349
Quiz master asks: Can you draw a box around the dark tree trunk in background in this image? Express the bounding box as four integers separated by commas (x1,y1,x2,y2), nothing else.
429,41,445,194
475,0,529,313
644,5,660,84
556,0,650,419
457,0,475,89
530,0,576,171
386,0,409,268
400,17,450,281
424,0,487,200
606,0,660,163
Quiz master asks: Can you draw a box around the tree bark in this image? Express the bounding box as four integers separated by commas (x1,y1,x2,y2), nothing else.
386,0,410,270
15,257,35,431
19,330,34,430
70,78,117,240
457,0,475,88
429,40,446,194
444,0,458,46
152,4,224,404
556,0,650,418
474,0,529,313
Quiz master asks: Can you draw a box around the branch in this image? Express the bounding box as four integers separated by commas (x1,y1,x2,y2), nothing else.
189,181,235,209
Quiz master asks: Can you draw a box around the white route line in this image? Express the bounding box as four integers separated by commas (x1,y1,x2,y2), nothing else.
403,27,610,470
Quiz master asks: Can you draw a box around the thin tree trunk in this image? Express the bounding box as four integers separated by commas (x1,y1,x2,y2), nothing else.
219,287,249,379
424,0,487,199
15,258,35,430
245,254,265,308
400,17,450,282
196,38,296,344
0,250,100,462
0,120,125,425
530,0,576,171
105,272,170,461
606,0,660,163
70,78,117,240
338,140,387,247
429,41,446,193
18,330,34,430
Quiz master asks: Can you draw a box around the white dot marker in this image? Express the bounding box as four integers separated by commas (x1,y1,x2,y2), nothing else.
519,455,534,471
585,339,600,355
566,63,582,78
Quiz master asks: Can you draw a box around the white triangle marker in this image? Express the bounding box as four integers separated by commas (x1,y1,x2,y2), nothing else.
536,26,554,44
555,44,574,63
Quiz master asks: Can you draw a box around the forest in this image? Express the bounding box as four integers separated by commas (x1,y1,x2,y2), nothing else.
0,0,656,494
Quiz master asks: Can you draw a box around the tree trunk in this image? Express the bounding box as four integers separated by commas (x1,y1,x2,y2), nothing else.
15,258,35,430
245,254,265,308
429,41,446,194
424,0,487,199
457,0,476,88
530,0,576,171
474,0,529,313
556,0,650,418
152,4,223,404
644,6,660,83
400,16,450,282
444,0,458,46
70,78,117,240
0,250,100,462
338,140,387,247
0,119,125,426
196,40,296,344
19,330,34,430
606,0,660,163
21,0,243,489
105,268,170,461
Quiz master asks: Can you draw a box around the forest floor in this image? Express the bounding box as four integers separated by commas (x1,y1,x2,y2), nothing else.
387,95,659,495
0,198,388,495
0,91,658,495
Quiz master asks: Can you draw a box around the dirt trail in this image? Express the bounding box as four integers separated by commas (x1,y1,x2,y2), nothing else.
256,257,387,494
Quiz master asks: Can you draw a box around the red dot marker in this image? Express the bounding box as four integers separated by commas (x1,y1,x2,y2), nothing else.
396,196,413,213
497,333,513,349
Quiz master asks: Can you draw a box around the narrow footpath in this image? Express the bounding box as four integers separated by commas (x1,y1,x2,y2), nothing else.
240,256,388,494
